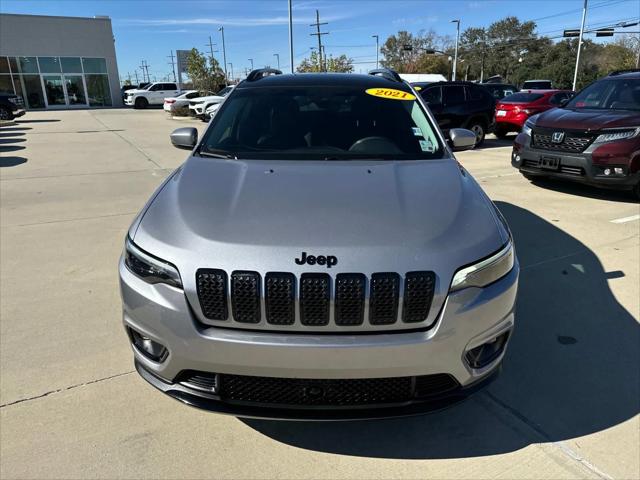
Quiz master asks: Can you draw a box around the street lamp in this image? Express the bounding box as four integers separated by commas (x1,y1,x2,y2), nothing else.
248,58,254,70
218,26,228,85
451,19,460,81
274,53,280,69
372,35,379,69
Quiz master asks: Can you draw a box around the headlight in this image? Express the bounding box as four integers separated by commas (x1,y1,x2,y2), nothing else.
593,127,640,144
450,241,514,292
522,121,533,136
124,237,182,288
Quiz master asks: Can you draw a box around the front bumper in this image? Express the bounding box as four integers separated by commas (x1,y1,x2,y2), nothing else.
11,108,25,118
124,97,135,106
120,258,518,418
512,133,640,190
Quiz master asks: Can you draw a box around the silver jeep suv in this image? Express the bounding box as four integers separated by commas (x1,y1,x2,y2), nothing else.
120,68,519,419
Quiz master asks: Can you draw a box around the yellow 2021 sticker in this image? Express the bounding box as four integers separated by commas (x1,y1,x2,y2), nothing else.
365,88,416,101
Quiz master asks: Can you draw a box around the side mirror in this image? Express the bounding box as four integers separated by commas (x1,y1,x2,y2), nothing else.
170,127,197,150
448,128,476,151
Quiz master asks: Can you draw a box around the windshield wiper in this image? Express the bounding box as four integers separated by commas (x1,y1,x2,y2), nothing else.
199,149,238,159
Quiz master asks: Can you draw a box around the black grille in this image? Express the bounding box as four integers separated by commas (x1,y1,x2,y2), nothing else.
335,273,366,326
176,371,460,406
403,271,436,323
231,271,261,323
532,130,593,153
219,374,412,406
369,273,400,325
300,273,331,325
196,269,228,320
265,273,296,325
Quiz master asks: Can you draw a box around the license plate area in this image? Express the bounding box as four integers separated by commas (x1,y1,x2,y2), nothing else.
496,110,507,117
540,155,560,170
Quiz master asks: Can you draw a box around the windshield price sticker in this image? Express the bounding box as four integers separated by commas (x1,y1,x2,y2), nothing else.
419,139,436,153
412,127,423,137
365,88,416,101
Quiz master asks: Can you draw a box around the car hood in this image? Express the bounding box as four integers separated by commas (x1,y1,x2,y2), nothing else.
191,95,224,103
533,107,640,131
126,89,147,95
133,157,507,297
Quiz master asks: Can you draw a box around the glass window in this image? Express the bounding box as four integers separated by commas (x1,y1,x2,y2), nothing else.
200,86,444,160
443,86,465,105
86,74,112,106
467,86,485,101
61,57,82,73
22,75,45,108
503,93,544,103
38,57,62,73
17,57,39,74
420,86,442,104
0,57,9,74
64,75,87,105
0,75,14,94
567,79,640,111
43,76,66,105
82,58,107,74
12,75,25,104
8,57,18,74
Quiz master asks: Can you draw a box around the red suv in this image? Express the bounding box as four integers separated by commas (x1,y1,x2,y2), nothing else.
495,90,574,138
512,71,640,199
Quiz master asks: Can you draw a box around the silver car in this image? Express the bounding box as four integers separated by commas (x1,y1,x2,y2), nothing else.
120,68,519,419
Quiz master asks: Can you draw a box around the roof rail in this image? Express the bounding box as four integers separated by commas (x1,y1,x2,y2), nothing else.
246,68,282,81
368,68,403,83
608,69,640,76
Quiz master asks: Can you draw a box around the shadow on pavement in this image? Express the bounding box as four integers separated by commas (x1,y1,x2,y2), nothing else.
476,136,515,150
16,119,60,123
0,145,25,153
526,176,638,204
0,156,27,167
0,137,26,144
243,202,639,459
0,132,25,138
0,126,32,131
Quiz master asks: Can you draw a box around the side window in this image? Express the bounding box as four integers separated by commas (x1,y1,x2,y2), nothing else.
549,93,561,105
149,84,161,91
467,86,484,101
166,83,177,90
421,86,442,104
443,86,465,105
186,92,199,99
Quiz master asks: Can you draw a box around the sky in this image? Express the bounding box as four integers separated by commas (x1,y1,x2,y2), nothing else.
1,0,638,83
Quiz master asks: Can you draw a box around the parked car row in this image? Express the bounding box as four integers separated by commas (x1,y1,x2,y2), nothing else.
0,92,26,120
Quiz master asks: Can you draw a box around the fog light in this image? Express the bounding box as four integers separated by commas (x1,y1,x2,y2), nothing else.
465,331,510,369
604,168,611,176
515,155,521,162
614,167,624,175
128,327,168,362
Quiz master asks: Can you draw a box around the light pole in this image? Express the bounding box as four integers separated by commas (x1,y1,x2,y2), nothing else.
288,0,294,73
248,58,254,70
372,35,379,68
219,26,228,85
274,53,280,69
451,19,460,81
228,62,234,82
572,0,588,90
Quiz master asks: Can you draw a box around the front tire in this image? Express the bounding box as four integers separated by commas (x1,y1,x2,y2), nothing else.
134,97,148,109
633,182,640,201
468,120,486,147
0,107,13,121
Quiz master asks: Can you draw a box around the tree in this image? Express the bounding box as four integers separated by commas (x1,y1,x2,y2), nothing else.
185,48,225,91
380,29,450,73
296,51,354,73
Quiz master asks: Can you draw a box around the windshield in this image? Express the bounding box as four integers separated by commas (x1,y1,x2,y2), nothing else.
217,86,233,96
523,81,551,89
566,78,640,111
502,93,544,103
199,85,444,160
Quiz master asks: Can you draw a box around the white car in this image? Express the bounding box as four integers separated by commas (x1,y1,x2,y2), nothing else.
188,86,234,118
163,90,213,114
125,82,181,109
203,102,221,121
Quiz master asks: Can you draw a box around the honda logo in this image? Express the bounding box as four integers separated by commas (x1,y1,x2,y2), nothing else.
551,132,565,143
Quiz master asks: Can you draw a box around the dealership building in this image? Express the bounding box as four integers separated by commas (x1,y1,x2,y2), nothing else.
0,13,122,109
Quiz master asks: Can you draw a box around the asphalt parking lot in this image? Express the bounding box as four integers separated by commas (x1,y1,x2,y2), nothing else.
1,109,638,479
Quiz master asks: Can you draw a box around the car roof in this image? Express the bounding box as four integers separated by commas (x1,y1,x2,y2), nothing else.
606,70,640,79
235,73,413,90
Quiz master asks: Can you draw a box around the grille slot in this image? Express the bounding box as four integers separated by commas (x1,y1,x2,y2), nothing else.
403,271,435,323
532,131,593,153
335,273,366,326
219,374,413,406
231,271,261,323
369,273,400,325
265,272,296,325
175,371,462,406
560,165,584,176
196,269,228,320
300,273,331,326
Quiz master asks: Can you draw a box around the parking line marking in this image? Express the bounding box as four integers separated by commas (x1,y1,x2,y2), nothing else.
610,214,640,224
